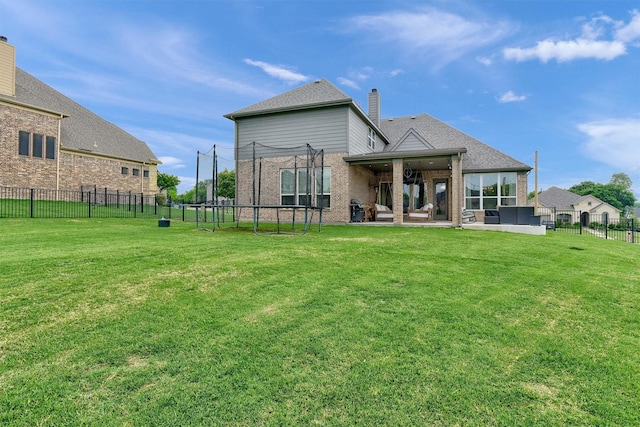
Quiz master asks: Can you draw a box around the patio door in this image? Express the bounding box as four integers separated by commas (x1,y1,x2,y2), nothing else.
434,180,448,220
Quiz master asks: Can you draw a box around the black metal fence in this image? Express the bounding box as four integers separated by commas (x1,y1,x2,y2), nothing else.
0,186,241,225
537,207,638,244
0,186,171,219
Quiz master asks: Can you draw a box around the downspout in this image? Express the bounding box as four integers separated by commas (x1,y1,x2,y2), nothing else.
141,161,145,193
457,152,464,227
56,114,63,192
234,121,239,203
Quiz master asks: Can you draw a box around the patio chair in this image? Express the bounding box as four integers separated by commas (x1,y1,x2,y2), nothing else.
408,203,433,221
374,203,394,221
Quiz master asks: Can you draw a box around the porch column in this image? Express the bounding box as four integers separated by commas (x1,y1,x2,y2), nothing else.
392,158,403,224
451,154,463,226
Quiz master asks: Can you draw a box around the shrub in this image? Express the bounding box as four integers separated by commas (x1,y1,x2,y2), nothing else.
155,194,167,207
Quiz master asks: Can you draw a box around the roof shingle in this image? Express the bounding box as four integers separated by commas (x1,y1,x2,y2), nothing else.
0,68,159,164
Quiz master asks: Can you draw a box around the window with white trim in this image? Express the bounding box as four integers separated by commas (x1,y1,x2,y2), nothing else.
368,127,376,149
280,167,331,208
464,172,517,209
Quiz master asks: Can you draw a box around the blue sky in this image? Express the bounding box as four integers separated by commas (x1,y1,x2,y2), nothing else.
1,0,639,197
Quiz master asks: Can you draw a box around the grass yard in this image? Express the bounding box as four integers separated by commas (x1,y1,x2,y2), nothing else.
0,219,638,426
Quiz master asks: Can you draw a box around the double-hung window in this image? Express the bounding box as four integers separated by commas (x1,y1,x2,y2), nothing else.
465,172,517,209
18,131,30,156
280,167,331,208
32,134,44,158
45,136,56,159
368,127,376,149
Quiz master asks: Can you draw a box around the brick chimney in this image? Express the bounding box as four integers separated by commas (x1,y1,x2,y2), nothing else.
0,36,16,97
368,88,380,127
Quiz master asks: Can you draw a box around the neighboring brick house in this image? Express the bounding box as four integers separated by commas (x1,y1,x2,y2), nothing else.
224,79,531,226
533,186,621,225
0,37,159,195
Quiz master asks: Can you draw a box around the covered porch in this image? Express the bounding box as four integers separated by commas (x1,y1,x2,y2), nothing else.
344,149,467,226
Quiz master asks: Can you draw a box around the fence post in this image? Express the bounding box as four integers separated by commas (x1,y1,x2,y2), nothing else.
88,191,92,218
140,193,144,214
579,211,582,235
30,188,34,218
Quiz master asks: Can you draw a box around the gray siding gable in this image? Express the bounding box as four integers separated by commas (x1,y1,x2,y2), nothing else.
0,68,159,164
388,128,434,152
235,106,349,160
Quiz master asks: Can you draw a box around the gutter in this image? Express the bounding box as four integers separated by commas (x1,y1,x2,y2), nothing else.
344,148,468,163
62,146,161,165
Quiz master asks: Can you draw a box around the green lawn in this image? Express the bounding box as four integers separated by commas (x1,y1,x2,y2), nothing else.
1,219,638,426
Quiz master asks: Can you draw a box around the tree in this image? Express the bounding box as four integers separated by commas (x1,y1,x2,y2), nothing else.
528,190,543,200
569,179,636,211
196,179,212,202
180,188,196,204
568,181,597,195
610,173,632,190
157,173,180,193
217,169,236,200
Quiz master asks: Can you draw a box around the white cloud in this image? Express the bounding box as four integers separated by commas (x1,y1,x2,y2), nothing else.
243,59,310,84
497,90,527,103
578,117,640,171
177,176,196,194
337,77,360,90
476,56,492,66
614,9,640,43
389,69,404,77
504,11,639,63
158,156,185,168
348,7,513,69
503,39,626,63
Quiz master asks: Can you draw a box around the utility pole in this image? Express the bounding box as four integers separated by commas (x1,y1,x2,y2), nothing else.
534,151,538,215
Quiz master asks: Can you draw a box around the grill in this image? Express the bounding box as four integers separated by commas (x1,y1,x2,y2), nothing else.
350,199,365,222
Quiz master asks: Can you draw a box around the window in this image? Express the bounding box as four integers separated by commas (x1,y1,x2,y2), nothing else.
19,131,30,156
280,167,331,208
45,136,56,159
32,134,43,158
132,168,140,176
464,172,517,209
143,170,149,178
368,127,376,149
121,167,129,175
18,131,56,159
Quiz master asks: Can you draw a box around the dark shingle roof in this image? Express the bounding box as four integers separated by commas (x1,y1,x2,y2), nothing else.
537,186,582,209
380,114,531,171
0,68,159,164
224,79,353,118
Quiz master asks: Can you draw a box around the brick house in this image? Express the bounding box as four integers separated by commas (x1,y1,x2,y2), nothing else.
0,37,159,195
224,79,531,226
534,186,621,225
